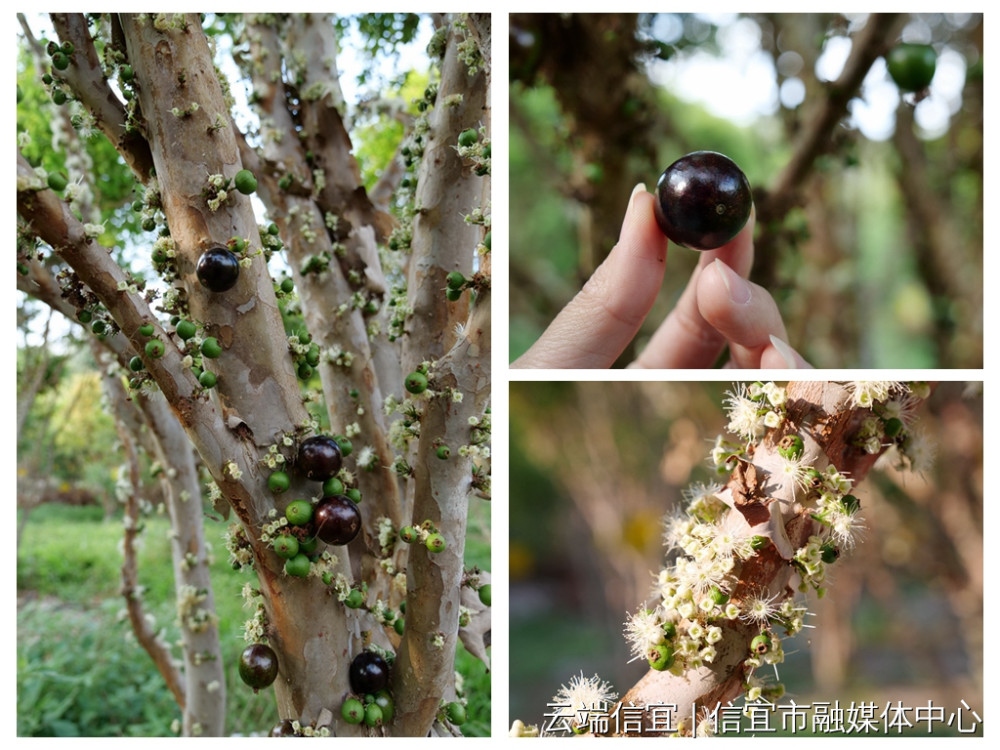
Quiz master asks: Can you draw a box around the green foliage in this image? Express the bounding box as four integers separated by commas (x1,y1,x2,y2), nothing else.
352,70,428,191
338,14,422,83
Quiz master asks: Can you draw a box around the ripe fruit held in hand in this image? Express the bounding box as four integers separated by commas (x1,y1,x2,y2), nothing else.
886,43,937,92
313,495,361,545
297,435,343,481
284,498,313,525
234,169,258,195
196,246,240,292
349,651,389,694
238,643,279,692
653,151,752,250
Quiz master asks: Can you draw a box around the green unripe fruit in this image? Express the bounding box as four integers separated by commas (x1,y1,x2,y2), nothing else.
840,494,861,514
267,222,280,236
445,701,467,725
322,476,345,497
145,339,165,358
284,553,311,577
404,371,428,394
52,90,68,105
751,633,772,655
662,621,677,640
272,534,300,559
277,174,292,191
120,64,134,83
47,172,68,191
709,586,729,606
333,435,353,457
201,337,222,358
399,526,417,543
51,51,69,71
341,697,364,725
478,583,491,607
129,356,145,372
267,471,291,494
77,309,93,324
446,271,466,290
285,499,313,526
425,532,446,553
483,230,491,250
299,535,318,555
777,434,804,461
61,41,74,55
233,169,258,195
647,643,674,671
886,43,937,92
436,445,451,460
446,288,462,302
884,417,904,438
345,588,364,609
458,128,478,147
374,690,395,723
364,702,383,728
750,535,769,550
198,370,217,388
393,617,404,635
138,323,155,337
345,487,362,504
305,345,321,367
142,217,157,232
321,571,333,585
280,278,295,294
175,319,197,340
91,319,107,335
820,541,840,564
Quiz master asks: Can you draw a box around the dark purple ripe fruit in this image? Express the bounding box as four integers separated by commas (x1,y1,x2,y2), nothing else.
238,643,279,692
196,246,240,292
313,495,361,545
349,651,389,695
653,151,752,250
297,435,342,481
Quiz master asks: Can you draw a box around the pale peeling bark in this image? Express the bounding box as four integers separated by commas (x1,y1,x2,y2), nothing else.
615,381,928,733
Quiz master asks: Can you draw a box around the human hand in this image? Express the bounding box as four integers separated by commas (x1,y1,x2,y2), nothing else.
512,183,811,369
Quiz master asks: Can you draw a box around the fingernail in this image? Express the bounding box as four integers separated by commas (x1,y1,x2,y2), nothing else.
629,182,647,210
713,258,751,305
769,335,798,369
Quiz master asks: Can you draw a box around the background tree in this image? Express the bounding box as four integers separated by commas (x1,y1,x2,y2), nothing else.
509,13,982,367
17,12,490,737
510,381,981,735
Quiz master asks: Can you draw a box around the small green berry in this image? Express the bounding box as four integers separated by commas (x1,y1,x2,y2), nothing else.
145,339,165,359
285,499,313,526
364,702,383,728
662,621,677,640
128,356,145,372
138,323,155,337
425,532,446,553
840,494,861,514
333,435,353,457
344,588,364,609
478,584,491,607
47,172,68,191
647,643,674,671
483,230,491,250
267,471,291,494
77,309,93,324
709,586,729,606
458,128,478,148
284,553,310,577
91,319,107,336
201,337,222,358
393,617,404,635
321,571,333,585
233,169,258,195
374,690,395,723
884,417,904,438
446,288,462,302
61,41,74,55
404,371,428,394
345,488,362,504
322,476,345,497
820,541,840,564
272,534,300,559
297,362,313,380
198,370,217,388
777,434,804,461
399,526,417,543
120,64,134,83
750,633,772,655
436,445,451,460
267,222,280,236
305,345,321,367
52,90,68,105
175,319,197,340
750,535,769,550
51,51,69,71
445,701,467,725
446,271,466,290
341,697,364,725
280,278,295,294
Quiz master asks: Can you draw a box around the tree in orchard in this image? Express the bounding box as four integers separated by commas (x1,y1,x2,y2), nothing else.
17,12,491,737
510,381,981,736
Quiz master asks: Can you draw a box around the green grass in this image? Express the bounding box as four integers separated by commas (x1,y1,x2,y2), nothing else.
18,500,491,737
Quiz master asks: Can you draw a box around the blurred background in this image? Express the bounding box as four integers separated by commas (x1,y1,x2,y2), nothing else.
509,381,982,735
509,13,983,367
